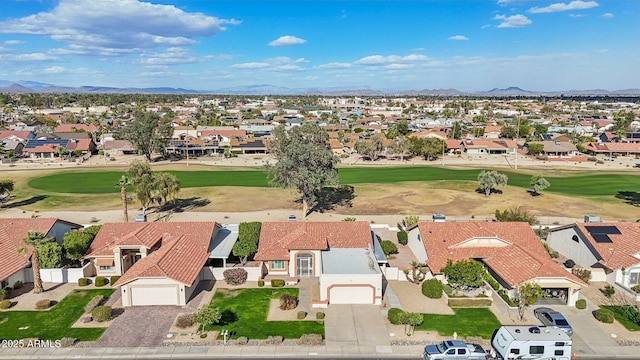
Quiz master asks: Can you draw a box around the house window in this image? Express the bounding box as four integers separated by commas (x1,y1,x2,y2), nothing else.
630,272,639,285
555,350,564,356
99,265,115,271
271,260,285,270
510,349,520,355
572,235,579,243
530,346,544,355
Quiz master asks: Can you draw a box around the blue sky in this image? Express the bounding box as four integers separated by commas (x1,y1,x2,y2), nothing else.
0,0,638,91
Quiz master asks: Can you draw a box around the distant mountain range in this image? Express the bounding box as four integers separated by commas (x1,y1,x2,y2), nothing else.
0,80,639,96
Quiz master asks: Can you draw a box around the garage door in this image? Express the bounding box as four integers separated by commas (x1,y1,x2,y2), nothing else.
329,286,374,304
130,286,179,306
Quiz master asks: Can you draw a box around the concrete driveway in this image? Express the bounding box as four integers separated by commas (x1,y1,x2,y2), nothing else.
324,304,392,355
95,306,184,347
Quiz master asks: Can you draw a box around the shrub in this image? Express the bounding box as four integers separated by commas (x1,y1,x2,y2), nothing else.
266,335,283,345
94,277,108,287
316,312,325,320
595,308,615,323
110,276,121,285
632,285,640,294
236,336,249,345
575,299,587,310
388,308,405,325
175,313,194,328
397,231,408,245
279,293,298,310
404,215,419,228
299,334,323,346
13,281,23,290
380,240,398,256
59,337,77,348
200,333,207,339
271,279,285,288
483,272,500,290
84,295,104,313
603,285,616,298
0,288,11,301
258,279,264,287
0,300,11,309
35,299,52,310
297,311,307,319
92,306,112,322
422,278,443,299
223,268,248,286
572,268,591,284
78,278,90,287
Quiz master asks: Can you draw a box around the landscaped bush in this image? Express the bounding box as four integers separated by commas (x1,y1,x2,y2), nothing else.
483,272,500,290
110,276,120,285
0,300,11,309
223,268,248,286
271,279,285,287
13,281,23,290
380,240,398,256
279,293,298,310
257,279,264,287
572,268,591,284
595,308,615,323
266,335,283,345
84,295,104,313
497,289,518,307
175,313,194,328
388,308,405,325
603,285,616,298
575,299,587,310
35,299,52,310
236,336,249,345
0,288,11,301
632,285,640,294
199,333,207,339
91,306,112,322
94,277,108,287
59,337,77,348
299,334,323,346
316,312,325,320
297,311,307,319
78,278,90,286
397,231,408,245
422,278,443,299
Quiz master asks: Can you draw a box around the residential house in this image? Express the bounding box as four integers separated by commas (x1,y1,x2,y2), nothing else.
483,126,502,139
255,221,385,305
444,139,462,154
547,222,640,299
0,218,82,289
583,142,640,157
462,139,517,155
54,124,99,133
526,141,578,158
407,221,585,305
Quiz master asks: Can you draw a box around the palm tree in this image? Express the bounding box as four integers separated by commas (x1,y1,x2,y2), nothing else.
115,175,131,222
18,231,53,294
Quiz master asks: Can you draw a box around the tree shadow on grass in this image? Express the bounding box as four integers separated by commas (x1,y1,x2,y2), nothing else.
2,195,49,209
527,190,542,197
475,188,503,196
156,197,211,213
313,185,355,213
615,191,640,207
218,309,238,326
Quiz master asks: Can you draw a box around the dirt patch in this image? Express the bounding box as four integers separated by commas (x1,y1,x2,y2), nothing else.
266,299,322,321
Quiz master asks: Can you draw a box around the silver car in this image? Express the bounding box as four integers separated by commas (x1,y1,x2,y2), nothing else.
533,307,573,336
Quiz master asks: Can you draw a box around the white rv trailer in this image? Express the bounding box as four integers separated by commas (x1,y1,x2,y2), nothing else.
491,326,572,360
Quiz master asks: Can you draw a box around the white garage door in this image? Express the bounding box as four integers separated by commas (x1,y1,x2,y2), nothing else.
130,286,178,306
329,286,373,304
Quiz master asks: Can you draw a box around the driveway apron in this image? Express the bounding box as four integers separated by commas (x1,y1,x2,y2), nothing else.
325,304,391,354
95,306,184,347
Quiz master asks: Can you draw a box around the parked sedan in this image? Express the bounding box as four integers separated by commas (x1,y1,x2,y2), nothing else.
533,307,573,336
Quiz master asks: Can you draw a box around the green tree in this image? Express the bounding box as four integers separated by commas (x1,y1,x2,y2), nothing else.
527,143,544,155
408,137,444,161
500,126,517,139
495,206,538,225
478,170,508,196
387,136,409,161
396,119,410,135
530,174,550,195
441,259,484,290
402,312,424,335
193,306,222,333
36,242,63,269
63,226,101,263
122,110,174,161
265,124,339,217
154,172,181,205
517,282,546,321
613,110,635,137
354,139,378,160
115,175,131,222
232,222,262,265
18,231,54,293
127,160,156,213
0,179,14,207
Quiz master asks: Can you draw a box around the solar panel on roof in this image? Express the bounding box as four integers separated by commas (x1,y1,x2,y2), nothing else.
592,234,613,243
541,134,553,141
585,225,621,235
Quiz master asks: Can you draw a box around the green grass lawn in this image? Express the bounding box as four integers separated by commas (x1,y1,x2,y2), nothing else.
601,305,640,331
415,308,501,339
206,288,323,340
26,166,640,199
0,288,114,341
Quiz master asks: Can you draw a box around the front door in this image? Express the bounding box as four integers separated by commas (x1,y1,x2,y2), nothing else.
296,253,313,277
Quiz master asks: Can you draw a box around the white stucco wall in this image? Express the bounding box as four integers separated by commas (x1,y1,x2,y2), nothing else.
547,228,600,268
120,277,185,307
289,250,322,277
319,273,382,305
407,229,428,263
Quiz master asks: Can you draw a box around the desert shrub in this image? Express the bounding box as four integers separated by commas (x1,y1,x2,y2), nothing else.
271,279,285,288
595,308,615,323
297,311,307,319
483,272,500,290
266,335,283,345
397,231,408,245
200,333,207,339
632,285,640,294
59,337,77,348
279,293,298,310
84,295,104,313
299,334,323,346
78,278,90,287
422,278,443,299
316,312,325,320
0,288,11,301
404,215,419,228
91,306,112,322
603,285,616,298
110,276,121,285
572,268,591,284
258,279,264,287
575,299,587,310
13,281,23,290
0,300,11,309
223,268,248,286
175,313,194,328
236,336,249,345
380,240,398,256
35,299,52,310
94,277,108,287
388,308,405,325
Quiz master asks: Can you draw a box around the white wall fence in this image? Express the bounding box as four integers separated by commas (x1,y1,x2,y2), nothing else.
199,265,264,282
381,266,435,282
39,262,92,283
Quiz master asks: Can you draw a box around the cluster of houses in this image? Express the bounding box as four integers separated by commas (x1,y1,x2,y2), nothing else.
2,216,639,308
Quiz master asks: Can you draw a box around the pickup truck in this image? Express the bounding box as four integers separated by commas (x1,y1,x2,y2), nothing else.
423,339,488,360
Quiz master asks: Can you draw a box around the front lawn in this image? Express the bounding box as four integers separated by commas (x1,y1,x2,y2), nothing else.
0,289,114,341
601,305,640,331
206,288,323,340
415,308,501,339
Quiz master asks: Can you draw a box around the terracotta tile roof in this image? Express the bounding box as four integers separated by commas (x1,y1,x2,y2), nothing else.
66,139,92,151
102,140,134,151
329,138,343,149
463,139,517,149
54,124,99,133
0,131,32,141
414,222,585,288
574,223,640,270
484,126,502,134
445,139,461,149
94,222,217,286
255,221,372,261
24,144,59,153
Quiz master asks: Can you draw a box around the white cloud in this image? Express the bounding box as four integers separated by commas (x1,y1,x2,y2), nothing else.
493,14,532,28
231,62,270,69
569,13,586,17
602,12,614,18
0,0,239,55
231,57,306,72
448,35,469,41
139,47,197,66
355,54,429,65
314,62,352,69
3,40,25,45
268,35,306,47
481,24,491,29
529,1,599,14
0,52,55,61
44,66,66,74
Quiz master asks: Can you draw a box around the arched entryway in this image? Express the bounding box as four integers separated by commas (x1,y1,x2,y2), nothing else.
296,253,313,277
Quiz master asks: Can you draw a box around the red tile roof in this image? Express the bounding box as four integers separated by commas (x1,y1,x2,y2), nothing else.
414,222,585,288
255,221,372,261
574,223,640,270
54,124,99,133
66,139,92,151
463,139,516,149
0,131,32,141
200,129,247,139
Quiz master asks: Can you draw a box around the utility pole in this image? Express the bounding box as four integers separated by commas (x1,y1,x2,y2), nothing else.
186,125,189,167
515,117,521,169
